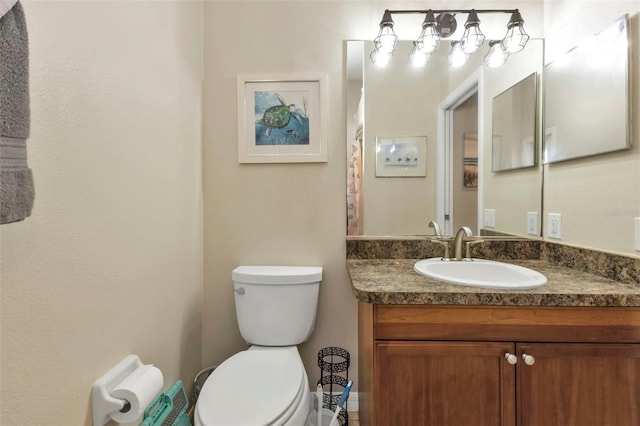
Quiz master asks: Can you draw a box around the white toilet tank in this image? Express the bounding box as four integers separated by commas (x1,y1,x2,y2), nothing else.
232,266,322,346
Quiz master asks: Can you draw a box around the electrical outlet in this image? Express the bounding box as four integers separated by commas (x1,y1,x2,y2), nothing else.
484,209,496,228
527,212,538,235
635,217,640,251
548,213,562,239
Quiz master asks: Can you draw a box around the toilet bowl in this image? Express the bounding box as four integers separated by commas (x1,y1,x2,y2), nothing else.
195,266,322,426
195,347,310,426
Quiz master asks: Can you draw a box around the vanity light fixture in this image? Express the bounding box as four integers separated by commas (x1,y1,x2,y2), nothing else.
501,10,530,53
370,8,530,68
373,9,398,55
416,10,440,54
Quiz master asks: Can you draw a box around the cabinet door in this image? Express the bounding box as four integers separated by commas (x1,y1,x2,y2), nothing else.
518,343,640,426
375,341,516,426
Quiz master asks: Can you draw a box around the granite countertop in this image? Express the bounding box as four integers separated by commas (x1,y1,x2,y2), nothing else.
347,258,640,307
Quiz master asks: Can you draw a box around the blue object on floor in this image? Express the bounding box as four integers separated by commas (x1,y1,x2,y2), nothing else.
140,380,191,426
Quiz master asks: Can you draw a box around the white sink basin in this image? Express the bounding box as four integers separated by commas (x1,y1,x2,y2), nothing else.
414,258,547,290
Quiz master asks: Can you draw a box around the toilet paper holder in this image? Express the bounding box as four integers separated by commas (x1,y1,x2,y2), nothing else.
91,354,155,426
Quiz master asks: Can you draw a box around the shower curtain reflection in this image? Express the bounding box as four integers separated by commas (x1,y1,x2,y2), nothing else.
347,94,364,235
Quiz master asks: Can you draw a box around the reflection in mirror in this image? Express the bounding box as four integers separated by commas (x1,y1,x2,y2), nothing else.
480,42,543,238
544,14,630,163
346,41,364,236
463,133,478,187
492,72,537,171
346,39,544,238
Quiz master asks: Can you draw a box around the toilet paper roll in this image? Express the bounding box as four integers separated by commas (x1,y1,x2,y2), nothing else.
109,364,164,424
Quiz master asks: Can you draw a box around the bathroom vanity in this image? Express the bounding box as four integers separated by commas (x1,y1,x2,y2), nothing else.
347,240,640,426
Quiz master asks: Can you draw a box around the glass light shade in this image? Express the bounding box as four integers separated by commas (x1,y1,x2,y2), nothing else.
448,42,469,68
460,10,484,54
501,24,529,53
483,41,509,67
374,26,397,54
370,49,391,67
461,25,485,54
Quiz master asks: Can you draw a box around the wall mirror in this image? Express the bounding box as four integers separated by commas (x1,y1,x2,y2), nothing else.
544,14,630,163
346,39,544,238
492,72,537,171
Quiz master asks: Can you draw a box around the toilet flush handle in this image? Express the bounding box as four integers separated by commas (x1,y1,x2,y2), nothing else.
234,287,245,295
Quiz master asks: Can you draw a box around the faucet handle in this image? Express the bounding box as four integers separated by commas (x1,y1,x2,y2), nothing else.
464,239,485,260
431,239,451,261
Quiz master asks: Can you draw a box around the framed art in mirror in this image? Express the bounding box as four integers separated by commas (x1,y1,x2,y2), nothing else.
237,73,327,163
375,136,427,177
463,132,478,187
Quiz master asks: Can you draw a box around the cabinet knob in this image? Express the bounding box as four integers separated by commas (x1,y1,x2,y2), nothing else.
505,353,518,365
522,353,535,366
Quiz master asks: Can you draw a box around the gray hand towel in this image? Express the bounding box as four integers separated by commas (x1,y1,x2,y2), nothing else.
0,1,34,224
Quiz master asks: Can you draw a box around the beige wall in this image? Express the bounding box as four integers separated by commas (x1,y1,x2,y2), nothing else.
0,2,203,425
202,0,360,391
543,0,640,255
453,95,478,233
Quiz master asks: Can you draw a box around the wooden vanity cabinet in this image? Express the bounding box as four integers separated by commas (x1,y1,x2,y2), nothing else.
517,342,640,426
375,340,516,426
358,303,640,426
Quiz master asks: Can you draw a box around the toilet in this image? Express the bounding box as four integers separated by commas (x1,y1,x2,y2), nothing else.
195,265,323,426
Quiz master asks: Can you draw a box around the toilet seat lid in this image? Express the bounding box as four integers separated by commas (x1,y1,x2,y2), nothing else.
196,349,305,425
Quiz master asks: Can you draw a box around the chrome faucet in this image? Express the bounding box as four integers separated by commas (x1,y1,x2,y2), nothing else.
453,226,473,260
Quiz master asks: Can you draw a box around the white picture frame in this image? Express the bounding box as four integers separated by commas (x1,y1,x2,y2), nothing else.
375,136,427,177
237,73,327,163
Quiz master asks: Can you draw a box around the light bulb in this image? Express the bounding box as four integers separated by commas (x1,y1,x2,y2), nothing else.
483,40,509,68
375,27,398,54
449,41,469,68
370,49,391,67
409,44,430,67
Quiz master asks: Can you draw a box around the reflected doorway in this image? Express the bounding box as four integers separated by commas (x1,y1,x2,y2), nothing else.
452,94,478,233
437,73,482,236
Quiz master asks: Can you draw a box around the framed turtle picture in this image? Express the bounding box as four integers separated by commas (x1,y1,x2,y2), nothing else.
237,73,327,163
